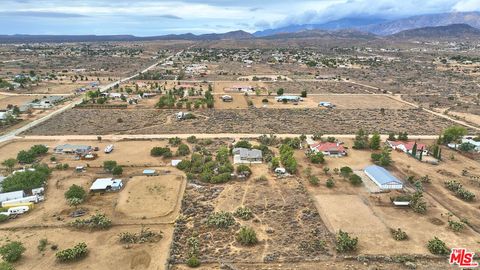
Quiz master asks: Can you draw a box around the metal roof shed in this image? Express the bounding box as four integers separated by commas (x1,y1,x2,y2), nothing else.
90,178,123,192
364,165,403,190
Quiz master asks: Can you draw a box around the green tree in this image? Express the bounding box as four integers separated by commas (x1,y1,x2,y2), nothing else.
0,262,15,270
64,184,86,201
112,166,123,176
326,178,335,188
349,174,363,186
353,129,369,149
103,160,117,172
0,241,25,263
300,90,307,98
234,140,252,149
442,126,467,144
16,150,35,164
276,88,284,96
369,132,381,150
387,132,396,141
309,152,325,164
1,159,16,173
176,144,191,156
340,166,353,178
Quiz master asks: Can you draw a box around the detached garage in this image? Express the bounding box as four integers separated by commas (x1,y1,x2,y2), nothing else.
364,165,403,190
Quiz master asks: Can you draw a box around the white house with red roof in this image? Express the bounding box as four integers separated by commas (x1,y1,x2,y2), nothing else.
310,142,347,157
386,140,429,156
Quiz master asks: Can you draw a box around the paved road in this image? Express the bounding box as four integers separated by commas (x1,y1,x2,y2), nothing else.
0,53,178,143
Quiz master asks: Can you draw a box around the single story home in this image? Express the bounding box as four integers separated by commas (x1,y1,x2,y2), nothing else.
448,137,480,152
310,142,347,157
386,140,428,156
90,178,123,192
275,95,302,103
364,165,403,190
54,144,92,155
229,85,254,92
233,148,262,164
28,96,65,109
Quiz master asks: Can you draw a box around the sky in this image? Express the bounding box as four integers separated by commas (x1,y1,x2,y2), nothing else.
0,0,479,35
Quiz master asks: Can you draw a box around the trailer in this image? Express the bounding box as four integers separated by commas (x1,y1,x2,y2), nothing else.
5,206,30,215
2,195,41,207
0,190,25,203
2,202,35,210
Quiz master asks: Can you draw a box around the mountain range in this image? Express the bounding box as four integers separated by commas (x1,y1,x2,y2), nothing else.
1,11,480,43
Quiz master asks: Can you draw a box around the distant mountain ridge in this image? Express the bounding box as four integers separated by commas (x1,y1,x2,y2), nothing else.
360,11,480,35
253,18,387,37
1,11,480,43
0,30,254,43
391,24,480,39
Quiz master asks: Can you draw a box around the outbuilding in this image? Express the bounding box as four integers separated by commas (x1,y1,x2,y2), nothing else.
143,169,157,176
364,165,403,190
90,178,123,192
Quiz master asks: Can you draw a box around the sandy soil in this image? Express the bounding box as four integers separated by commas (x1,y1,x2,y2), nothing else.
249,94,412,109
0,225,173,270
448,111,480,127
213,93,249,109
116,174,184,219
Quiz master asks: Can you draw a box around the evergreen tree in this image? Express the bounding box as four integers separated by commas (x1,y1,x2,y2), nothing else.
411,142,417,157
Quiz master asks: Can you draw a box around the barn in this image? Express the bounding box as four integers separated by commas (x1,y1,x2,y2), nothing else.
364,165,403,190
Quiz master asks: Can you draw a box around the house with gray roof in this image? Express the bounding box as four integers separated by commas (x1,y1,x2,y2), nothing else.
233,148,262,164
54,144,92,154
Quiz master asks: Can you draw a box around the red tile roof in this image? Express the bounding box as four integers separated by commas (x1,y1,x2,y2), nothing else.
311,142,346,153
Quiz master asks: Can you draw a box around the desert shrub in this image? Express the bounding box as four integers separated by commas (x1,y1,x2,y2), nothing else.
168,137,182,146
186,255,200,268
0,262,14,270
390,228,408,241
64,184,86,201
0,242,25,263
427,237,449,255
103,160,117,172
336,230,358,253
234,140,252,149
326,178,335,188
176,144,191,156
55,242,88,263
207,211,235,228
210,172,231,184
236,165,252,176
236,226,258,246
309,175,320,186
349,174,363,186
150,147,172,157
233,207,253,220
0,214,9,223
340,166,353,178
37,239,48,252
119,227,162,244
444,180,476,202
71,213,112,230
186,136,197,144
112,165,123,176
298,239,326,252
410,191,427,214
448,220,466,232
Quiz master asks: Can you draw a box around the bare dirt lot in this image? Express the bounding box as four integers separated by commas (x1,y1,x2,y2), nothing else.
116,174,184,219
0,225,173,270
250,94,412,109
22,107,464,135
